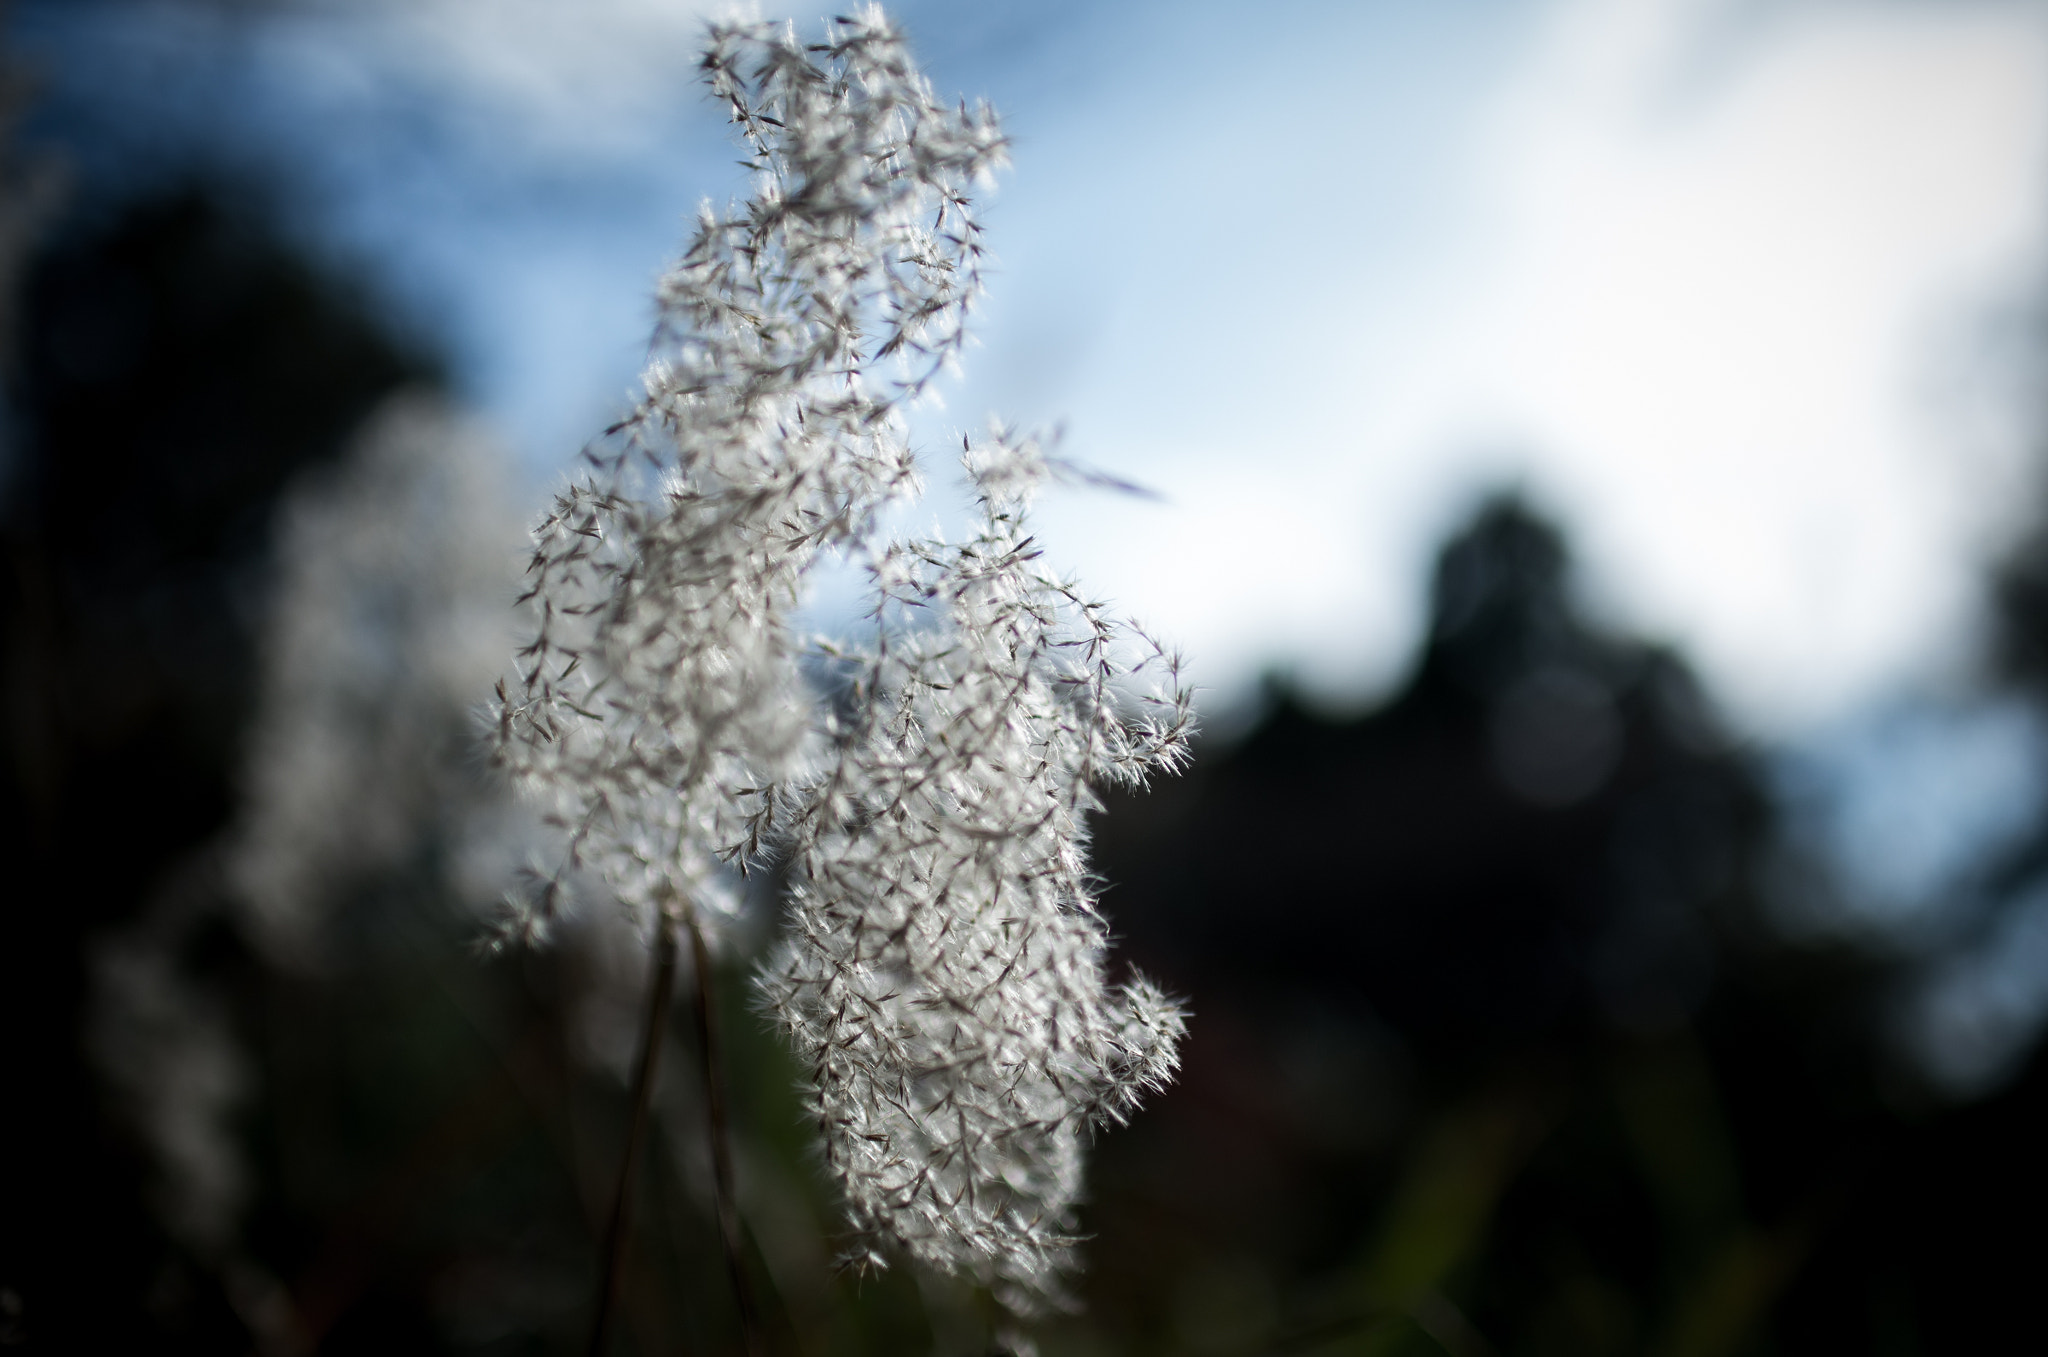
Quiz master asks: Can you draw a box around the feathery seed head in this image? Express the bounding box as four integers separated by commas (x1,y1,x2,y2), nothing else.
493,9,1189,1311
763,423,1192,1308
493,7,1003,937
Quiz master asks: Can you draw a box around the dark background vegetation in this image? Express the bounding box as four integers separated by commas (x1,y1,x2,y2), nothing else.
6,41,2048,1357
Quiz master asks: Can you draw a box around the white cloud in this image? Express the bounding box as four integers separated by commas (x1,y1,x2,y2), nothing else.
1463,0,2048,725
976,0,2048,731
278,0,746,158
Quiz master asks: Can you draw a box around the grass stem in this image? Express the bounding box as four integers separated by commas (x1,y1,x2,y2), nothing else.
687,904,763,1357
587,914,678,1357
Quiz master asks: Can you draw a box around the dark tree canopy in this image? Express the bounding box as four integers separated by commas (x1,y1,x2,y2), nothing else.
1082,491,2048,1356
0,185,437,1352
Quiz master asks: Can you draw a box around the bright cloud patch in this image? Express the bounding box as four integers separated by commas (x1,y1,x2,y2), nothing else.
1464,0,2048,726
985,0,2048,731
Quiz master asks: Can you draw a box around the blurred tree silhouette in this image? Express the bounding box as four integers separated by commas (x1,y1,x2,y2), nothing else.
1098,498,1758,1060
1076,493,2048,1357
0,185,438,1350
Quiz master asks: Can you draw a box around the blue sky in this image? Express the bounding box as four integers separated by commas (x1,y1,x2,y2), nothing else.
21,0,2048,1090
17,0,2048,734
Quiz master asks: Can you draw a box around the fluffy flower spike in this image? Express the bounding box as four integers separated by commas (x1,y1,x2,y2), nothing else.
493,8,1190,1313
491,8,1005,932
763,424,1193,1311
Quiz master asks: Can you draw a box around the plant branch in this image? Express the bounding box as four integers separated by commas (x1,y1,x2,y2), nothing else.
587,913,678,1357
687,904,763,1357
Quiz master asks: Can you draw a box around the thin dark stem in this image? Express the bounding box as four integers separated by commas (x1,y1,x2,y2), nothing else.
587,915,678,1357
686,905,764,1357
